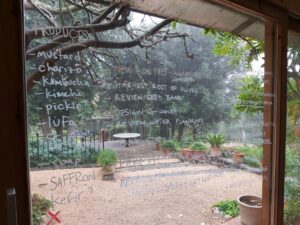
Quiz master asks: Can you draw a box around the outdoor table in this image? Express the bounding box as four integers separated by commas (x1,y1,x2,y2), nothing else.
113,133,141,147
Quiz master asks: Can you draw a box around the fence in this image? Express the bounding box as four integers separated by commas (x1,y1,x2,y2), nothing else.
29,132,101,168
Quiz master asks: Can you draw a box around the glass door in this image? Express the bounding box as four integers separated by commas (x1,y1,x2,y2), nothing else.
283,31,300,225
23,1,275,224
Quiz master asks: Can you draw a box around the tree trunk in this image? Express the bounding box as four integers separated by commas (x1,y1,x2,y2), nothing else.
40,111,51,138
55,125,64,139
178,124,185,141
239,117,247,145
67,125,76,136
171,119,176,138
126,118,132,132
159,124,168,139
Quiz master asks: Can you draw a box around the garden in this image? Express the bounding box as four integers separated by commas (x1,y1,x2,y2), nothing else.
24,1,300,224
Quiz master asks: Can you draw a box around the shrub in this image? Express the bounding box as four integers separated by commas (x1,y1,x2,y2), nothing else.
244,156,261,168
206,134,226,147
29,136,98,167
284,181,300,225
97,149,118,168
236,146,262,168
214,200,240,217
180,135,195,148
161,140,176,151
190,142,207,151
284,146,300,224
32,193,52,225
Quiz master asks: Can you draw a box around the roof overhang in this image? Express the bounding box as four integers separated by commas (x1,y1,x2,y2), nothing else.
118,0,300,46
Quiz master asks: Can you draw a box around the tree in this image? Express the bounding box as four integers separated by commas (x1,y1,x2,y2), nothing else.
95,24,240,140
24,0,193,137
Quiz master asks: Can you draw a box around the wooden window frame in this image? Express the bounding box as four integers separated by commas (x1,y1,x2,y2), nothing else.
0,0,299,225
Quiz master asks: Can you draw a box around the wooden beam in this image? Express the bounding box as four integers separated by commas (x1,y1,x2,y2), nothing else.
231,17,257,34
0,0,31,225
288,16,300,34
271,16,288,225
266,0,300,18
210,0,287,22
262,21,275,225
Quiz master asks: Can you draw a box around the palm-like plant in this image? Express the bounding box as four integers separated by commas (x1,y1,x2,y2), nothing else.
205,134,226,147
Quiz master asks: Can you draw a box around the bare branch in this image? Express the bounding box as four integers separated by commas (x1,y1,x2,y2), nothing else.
27,18,173,91
25,0,93,14
30,1,57,26
26,18,128,58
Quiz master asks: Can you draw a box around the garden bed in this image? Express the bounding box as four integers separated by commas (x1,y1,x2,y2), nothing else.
31,164,261,225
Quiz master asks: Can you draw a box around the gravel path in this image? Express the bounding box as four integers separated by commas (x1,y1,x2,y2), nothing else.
31,164,261,225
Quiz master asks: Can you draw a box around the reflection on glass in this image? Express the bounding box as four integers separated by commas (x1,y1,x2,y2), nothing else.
24,1,265,224
284,32,300,225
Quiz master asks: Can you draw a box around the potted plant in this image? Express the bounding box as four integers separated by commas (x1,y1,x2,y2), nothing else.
154,137,162,151
205,134,226,157
97,149,118,180
190,142,208,160
161,140,176,155
232,151,245,164
238,195,262,225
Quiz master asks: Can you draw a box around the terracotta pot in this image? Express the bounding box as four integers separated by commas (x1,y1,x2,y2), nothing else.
232,152,245,164
185,149,194,160
210,147,221,157
162,148,172,156
238,195,262,225
192,150,206,160
180,148,189,158
156,143,161,151
101,165,115,176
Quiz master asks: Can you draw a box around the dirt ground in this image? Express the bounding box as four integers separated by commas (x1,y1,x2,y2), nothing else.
31,162,262,225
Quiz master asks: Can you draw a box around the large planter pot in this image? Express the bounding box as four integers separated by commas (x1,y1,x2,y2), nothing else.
180,148,190,159
180,148,187,156
101,165,115,176
162,147,172,156
210,147,221,157
192,150,206,160
232,152,245,164
238,195,262,225
156,143,161,151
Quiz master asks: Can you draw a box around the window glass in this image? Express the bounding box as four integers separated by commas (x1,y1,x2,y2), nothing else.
24,1,266,224
284,31,300,225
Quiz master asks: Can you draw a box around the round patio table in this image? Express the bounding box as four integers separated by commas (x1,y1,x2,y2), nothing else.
113,133,141,147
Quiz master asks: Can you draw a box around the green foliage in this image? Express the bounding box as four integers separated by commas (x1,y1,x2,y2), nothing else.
236,146,262,168
236,146,262,160
110,124,126,135
161,140,177,151
171,21,177,29
29,137,98,167
190,142,207,151
203,28,264,68
233,76,263,115
97,149,118,168
32,193,52,225
205,134,225,147
284,139,300,224
214,200,240,217
244,156,261,168
171,140,182,151
284,184,300,225
180,135,196,148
